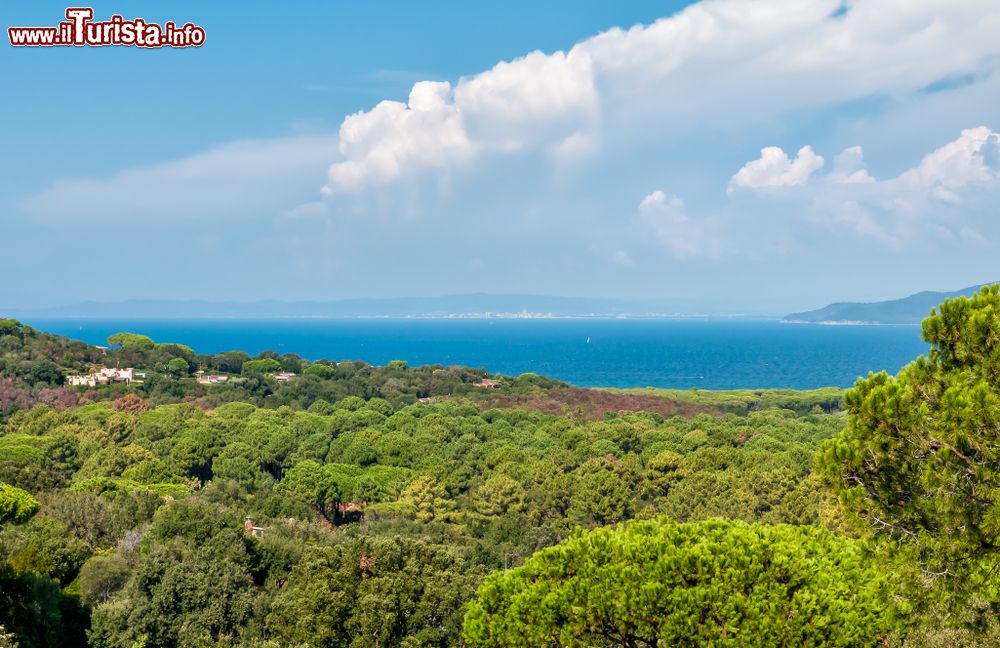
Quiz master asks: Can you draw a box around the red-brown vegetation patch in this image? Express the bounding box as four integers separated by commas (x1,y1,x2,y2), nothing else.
113,393,149,414
478,387,717,420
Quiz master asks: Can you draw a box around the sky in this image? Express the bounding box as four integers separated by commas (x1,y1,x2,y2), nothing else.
2,0,999,315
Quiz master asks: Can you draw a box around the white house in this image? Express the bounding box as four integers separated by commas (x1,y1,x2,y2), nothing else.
66,367,137,386
196,375,229,385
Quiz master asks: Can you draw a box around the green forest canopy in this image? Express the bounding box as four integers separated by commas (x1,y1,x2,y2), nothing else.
464,518,894,647
0,285,998,646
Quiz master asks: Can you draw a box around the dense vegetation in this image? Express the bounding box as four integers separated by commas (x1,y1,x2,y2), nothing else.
0,389,839,646
611,386,844,415
465,519,892,647
0,318,531,421
821,284,1000,625
0,287,998,647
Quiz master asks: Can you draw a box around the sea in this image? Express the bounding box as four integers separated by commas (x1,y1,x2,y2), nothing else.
24,318,930,391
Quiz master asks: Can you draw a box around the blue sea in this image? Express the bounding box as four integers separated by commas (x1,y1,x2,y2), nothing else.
25,318,930,390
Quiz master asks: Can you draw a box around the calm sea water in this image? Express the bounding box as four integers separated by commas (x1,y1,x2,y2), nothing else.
25,318,929,390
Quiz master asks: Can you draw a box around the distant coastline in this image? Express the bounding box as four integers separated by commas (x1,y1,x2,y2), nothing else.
22,312,761,321
780,319,920,327
783,282,995,326
9,294,743,320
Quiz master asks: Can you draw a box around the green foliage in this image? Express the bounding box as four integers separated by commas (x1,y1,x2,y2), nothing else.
145,499,238,547
106,333,155,351
474,475,527,518
642,449,683,497
167,427,219,481
75,444,148,482
82,499,271,646
0,483,39,525
0,319,24,338
268,535,485,647
164,358,188,377
464,518,895,647
88,544,258,647
615,386,844,414
0,315,506,420
820,285,1000,617
400,476,453,523
278,460,342,523
0,435,48,464
0,516,89,585
211,442,263,489
0,564,89,648
157,343,194,356
77,554,129,607
39,490,160,551
0,317,938,646
242,359,281,375
568,456,635,525
28,360,64,387
302,363,336,379
69,477,190,499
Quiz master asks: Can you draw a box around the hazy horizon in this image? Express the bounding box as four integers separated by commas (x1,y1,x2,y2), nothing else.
8,279,997,321
10,292,780,318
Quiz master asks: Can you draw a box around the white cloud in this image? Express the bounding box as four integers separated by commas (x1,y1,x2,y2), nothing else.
17,0,1000,256
323,81,474,194
547,131,598,164
639,190,721,258
850,127,1000,230
454,50,596,136
828,200,898,246
959,226,989,245
322,0,1000,196
727,146,825,192
725,127,1000,246
639,189,679,213
898,125,1000,191
320,51,597,195
831,146,875,184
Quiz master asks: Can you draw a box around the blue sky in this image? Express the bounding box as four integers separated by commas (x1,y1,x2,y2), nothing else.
3,0,999,314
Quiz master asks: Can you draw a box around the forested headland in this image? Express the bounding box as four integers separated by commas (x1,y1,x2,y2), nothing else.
1,285,999,647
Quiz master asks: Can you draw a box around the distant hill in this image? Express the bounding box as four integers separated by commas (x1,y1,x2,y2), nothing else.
13,294,653,319
784,282,997,325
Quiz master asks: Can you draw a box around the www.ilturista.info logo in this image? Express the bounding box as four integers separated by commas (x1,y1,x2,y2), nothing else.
8,8,205,48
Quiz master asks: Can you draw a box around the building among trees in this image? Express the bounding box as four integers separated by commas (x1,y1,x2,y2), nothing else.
66,367,138,387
